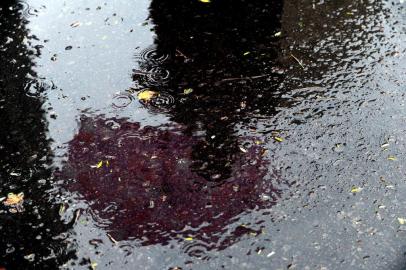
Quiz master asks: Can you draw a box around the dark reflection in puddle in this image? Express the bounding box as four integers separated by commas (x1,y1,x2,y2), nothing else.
57,0,286,262
60,116,280,252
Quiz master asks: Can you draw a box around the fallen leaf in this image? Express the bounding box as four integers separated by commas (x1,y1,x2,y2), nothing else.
243,51,250,56
239,146,248,153
398,218,406,225
274,136,284,142
198,0,211,3
388,156,397,161
351,187,362,193
183,88,193,95
3,192,24,206
184,237,193,241
274,31,282,37
96,161,103,168
59,204,66,215
91,262,98,270
138,90,158,102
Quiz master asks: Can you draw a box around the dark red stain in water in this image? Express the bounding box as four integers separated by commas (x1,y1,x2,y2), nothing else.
60,116,281,249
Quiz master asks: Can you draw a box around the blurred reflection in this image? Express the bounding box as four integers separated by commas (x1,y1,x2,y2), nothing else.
0,1,73,268
137,0,285,180
62,0,285,254
63,116,280,247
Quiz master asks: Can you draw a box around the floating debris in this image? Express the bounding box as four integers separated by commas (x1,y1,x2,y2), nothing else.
387,156,397,161
381,142,389,148
183,88,193,95
137,90,158,102
273,136,284,142
59,204,66,215
351,187,362,193
290,53,304,69
184,237,193,241
3,192,24,206
107,233,118,245
23,253,35,261
70,21,81,27
398,218,406,225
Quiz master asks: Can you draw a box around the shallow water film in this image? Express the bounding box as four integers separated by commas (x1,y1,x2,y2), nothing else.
1,0,406,269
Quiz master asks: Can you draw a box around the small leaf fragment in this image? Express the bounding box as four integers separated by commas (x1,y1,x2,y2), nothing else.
274,136,284,142
183,88,193,95
198,0,211,3
388,156,397,161
398,218,406,225
3,192,24,206
138,90,158,102
96,161,103,168
185,237,193,241
59,204,66,215
274,31,282,37
351,186,362,193
91,262,98,270
243,51,250,56
239,146,248,153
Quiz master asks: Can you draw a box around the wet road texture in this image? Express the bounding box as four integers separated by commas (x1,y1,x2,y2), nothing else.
0,0,406,269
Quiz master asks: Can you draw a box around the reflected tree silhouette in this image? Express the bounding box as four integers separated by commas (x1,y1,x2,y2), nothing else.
136,0,285,181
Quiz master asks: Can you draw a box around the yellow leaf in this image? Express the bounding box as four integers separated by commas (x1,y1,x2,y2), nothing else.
199,0,211,2
274,136,284,142
351,187,362,193
91,262,98,270
399,218,406,225
388,156,397,161
138,90,158,102
4,192,24,206
255,140,262,145
243,51,250,56
183,88,193,95
59,204,66,215
185,237,193,241
96,161,103,168
274,31,282,37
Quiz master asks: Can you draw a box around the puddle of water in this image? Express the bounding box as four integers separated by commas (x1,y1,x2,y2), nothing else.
1,0,406,269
